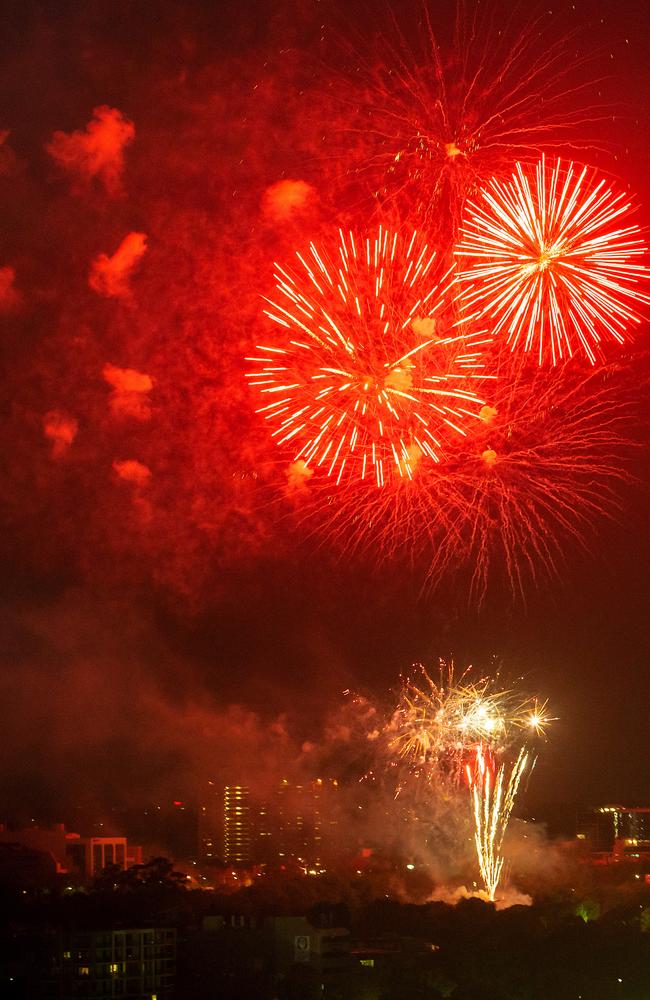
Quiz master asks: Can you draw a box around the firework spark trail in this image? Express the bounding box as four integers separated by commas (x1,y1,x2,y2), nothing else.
247,227,493,487
455,156,650,365
325,6,612,224
466,746,531,901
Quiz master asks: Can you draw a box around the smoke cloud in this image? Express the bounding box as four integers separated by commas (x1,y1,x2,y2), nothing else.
46,106,135,195
89,232,148,299
0,593,295,819
43,411,78,458
284,460,313,493
0,590,601,902
0,266,20,312
103,363,153,420
113,458,151,486
262,179,316,223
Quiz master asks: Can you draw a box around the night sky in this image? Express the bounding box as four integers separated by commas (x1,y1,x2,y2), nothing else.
0,0,648,827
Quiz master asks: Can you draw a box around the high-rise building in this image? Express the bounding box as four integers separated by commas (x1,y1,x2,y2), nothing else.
269,778,339,867
223,786,252,866
198,781,221,861
198,777,340,868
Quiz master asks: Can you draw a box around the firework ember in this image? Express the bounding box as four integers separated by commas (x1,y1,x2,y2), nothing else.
455,156,650,365
247,228,492,487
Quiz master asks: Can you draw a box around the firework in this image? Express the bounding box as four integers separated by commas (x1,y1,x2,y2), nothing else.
455,156,650,365
247,228,492,488
426,361,637,598
390,663,549,773
286,360,635,601
325,6,610,224
466,746,530,901
391,663,551,899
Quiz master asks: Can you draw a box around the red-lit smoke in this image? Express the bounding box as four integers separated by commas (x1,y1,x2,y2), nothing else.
46,106,135,196
89,232,148,299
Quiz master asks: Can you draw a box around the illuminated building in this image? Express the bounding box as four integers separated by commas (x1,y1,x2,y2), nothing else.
198,777,340,867
198,781,221,861
268,778,340,867
577,806,650,858
68,836,128,879
223,785,252,865
48,927,175,999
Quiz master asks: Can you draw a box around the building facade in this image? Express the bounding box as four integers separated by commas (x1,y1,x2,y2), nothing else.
47,927,175,999
199,778,340,868
223,785,252,865
0,825,128,881
577,805,650,861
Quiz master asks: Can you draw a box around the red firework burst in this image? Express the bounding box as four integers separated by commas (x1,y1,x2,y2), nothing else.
426,361,636,598
455,157,650,365
287,359,637,601
246,227,493,488
323,6,610,225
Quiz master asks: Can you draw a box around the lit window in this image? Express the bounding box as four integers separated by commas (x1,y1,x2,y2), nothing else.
79,966,90,975
63,951,71,959
110,963,119,973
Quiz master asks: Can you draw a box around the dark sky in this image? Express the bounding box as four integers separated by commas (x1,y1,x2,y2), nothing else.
0,0,648,826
